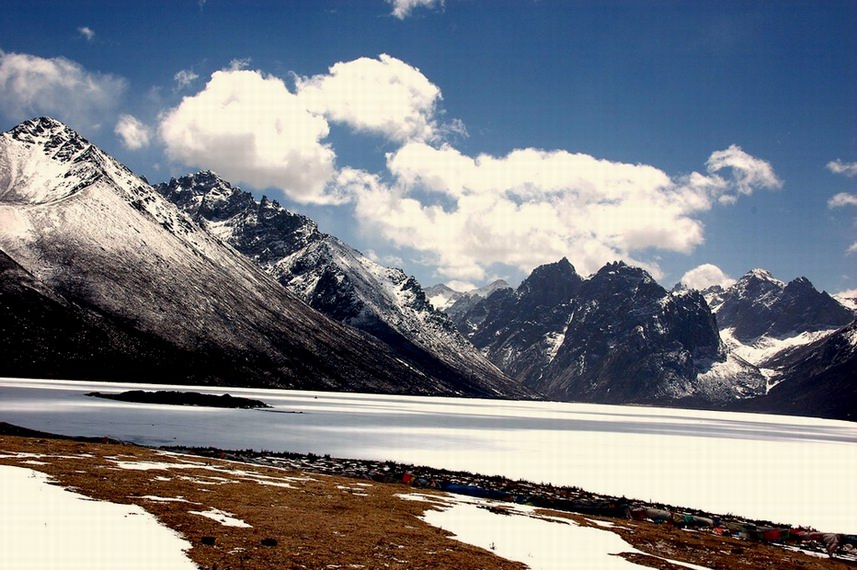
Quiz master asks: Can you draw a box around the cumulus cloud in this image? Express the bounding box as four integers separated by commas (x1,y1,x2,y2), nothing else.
343,143,781,282
387,0,444,19
296,54,443,143
114,114,151,150
680,264,736,290
0,50,126,128
827,159,857,177
77,27,95,42
173,69,199,90
159,68,339,204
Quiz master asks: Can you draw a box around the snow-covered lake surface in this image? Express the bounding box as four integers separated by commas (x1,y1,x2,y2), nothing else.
2,377,855,534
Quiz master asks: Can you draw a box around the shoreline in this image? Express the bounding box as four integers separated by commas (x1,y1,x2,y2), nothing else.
2,421,853,562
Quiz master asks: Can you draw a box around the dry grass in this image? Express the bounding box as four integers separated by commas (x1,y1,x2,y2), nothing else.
1,435,853,569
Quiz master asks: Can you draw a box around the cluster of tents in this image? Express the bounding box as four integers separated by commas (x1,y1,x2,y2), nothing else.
628,507,855,558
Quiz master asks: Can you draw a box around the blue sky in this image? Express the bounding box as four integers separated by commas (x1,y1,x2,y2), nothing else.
2,0,856,295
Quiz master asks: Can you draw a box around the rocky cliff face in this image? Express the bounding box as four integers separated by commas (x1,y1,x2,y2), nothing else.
155,172,530,399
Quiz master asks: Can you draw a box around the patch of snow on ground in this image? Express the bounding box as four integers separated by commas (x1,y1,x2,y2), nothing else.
140,495,197,503
412,493,710,569
0,465,196,570
188,508,251,528
111,460,208,471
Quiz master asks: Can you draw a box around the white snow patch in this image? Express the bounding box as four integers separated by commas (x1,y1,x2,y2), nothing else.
414,493,710,570
543,330,566,361
834,293,857,311
188,508,251,528
111,460,208,471
0,465,196,569
719,327,838,366
140,495,197,504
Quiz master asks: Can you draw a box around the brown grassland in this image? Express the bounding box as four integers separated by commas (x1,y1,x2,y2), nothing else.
1,433,854,569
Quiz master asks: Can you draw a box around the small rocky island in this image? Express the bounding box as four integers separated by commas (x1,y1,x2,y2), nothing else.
86,390,271,409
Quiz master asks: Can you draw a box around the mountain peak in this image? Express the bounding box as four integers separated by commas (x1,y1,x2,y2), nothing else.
526,257,579,281
10,116,76,140
7,117,91,161
742,268,783,285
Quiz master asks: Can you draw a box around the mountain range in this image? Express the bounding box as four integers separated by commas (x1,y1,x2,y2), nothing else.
0,117,526,398
1,117,854,420
442,260,855,419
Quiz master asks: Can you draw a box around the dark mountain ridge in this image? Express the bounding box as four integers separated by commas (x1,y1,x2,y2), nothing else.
453,259,764,406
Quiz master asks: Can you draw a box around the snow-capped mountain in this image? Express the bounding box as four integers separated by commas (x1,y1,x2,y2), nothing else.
426,279,511,322
704,269,854,371
424,284,464,311
450,259,764,405
0,117,519,397
155,172,529,399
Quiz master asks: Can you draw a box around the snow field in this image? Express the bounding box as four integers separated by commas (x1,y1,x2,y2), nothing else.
1,377,855,534
0,465,197,570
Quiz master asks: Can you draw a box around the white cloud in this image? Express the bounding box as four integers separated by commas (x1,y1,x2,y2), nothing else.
365,249,405,269
228,58,251,71
77,27,95,42
296,54,443,143
445,280,478,292
387,0,444,19
827,159,857,177
343,143,781,282
680,264,736,290
159,68,339,204
0,50,126,129
114,114,151,150
828,192,857,208
705,144,782,196
173,69,199,90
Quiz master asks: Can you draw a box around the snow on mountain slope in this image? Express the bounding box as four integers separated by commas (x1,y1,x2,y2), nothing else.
441,280,513,323
835,293,857,311
706,269,854,370
736,318,857,421
0,117,502,396
155,172,530,398
424,284,462,312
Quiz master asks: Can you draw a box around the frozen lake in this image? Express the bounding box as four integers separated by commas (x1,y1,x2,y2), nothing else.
1,377,855,534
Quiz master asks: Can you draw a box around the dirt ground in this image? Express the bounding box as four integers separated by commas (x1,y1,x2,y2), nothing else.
1,434,854,570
